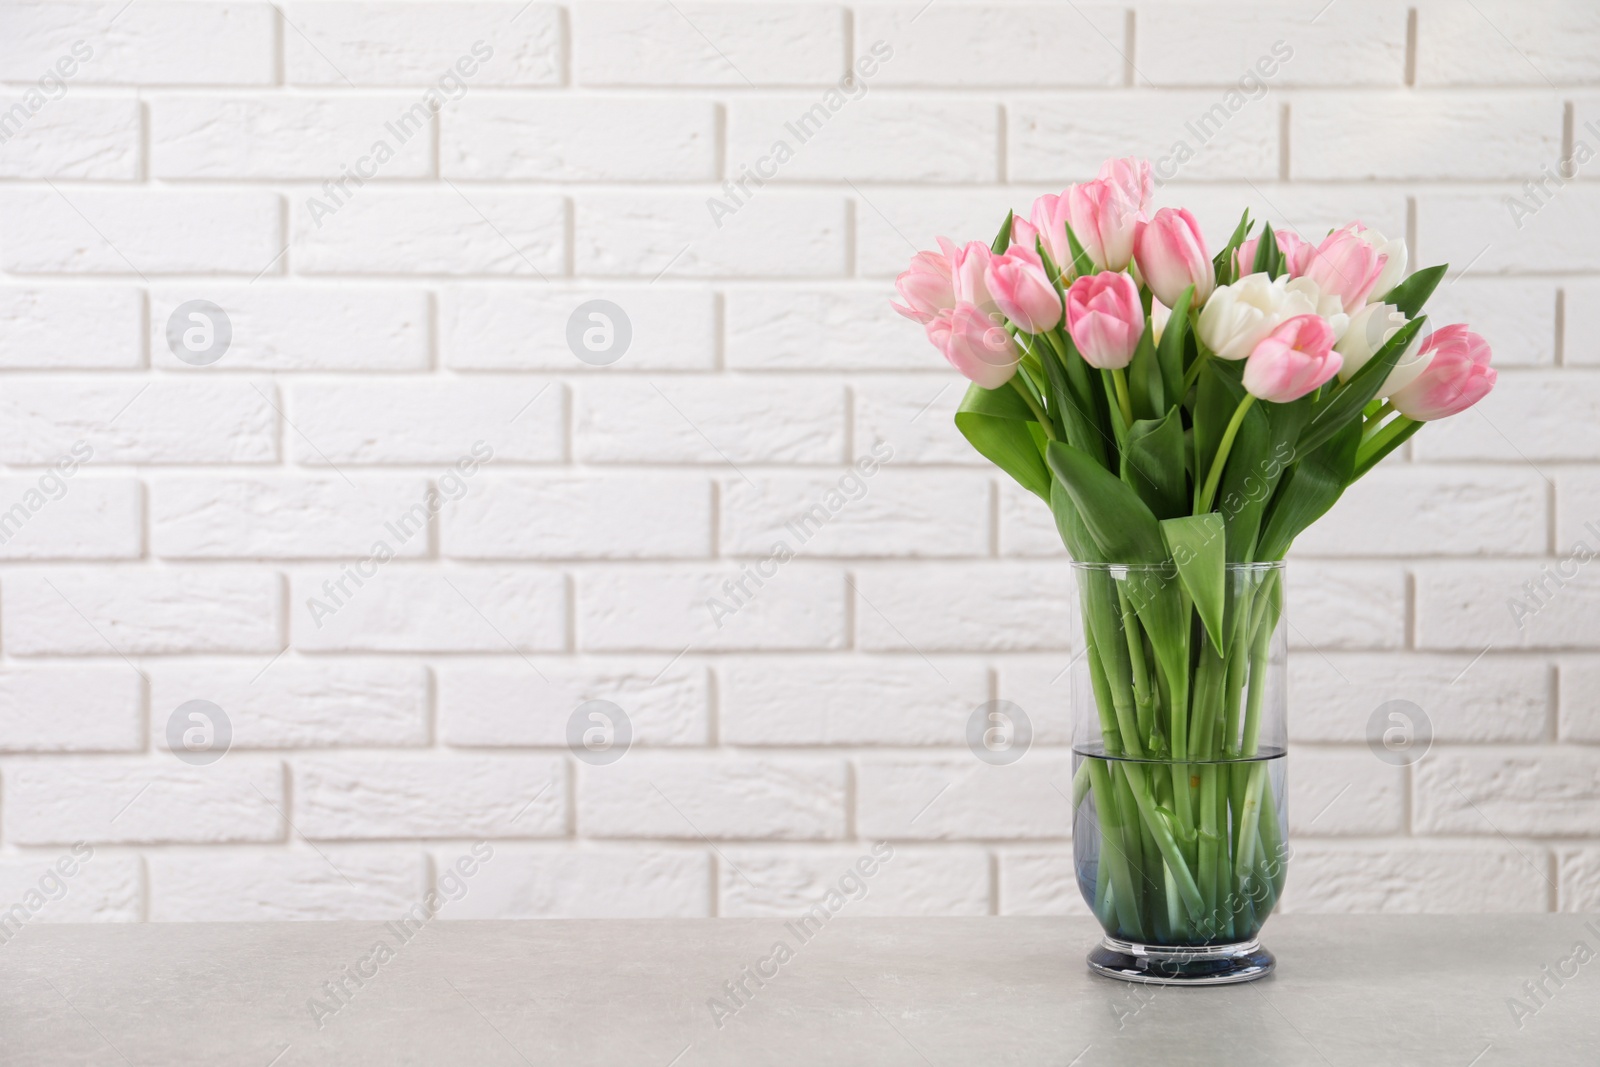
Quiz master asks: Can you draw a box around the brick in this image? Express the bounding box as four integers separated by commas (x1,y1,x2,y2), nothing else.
1291,467,1548,557
726,287,933,372
2,759,285,845
0,477,142,560
1010,93,1279,185
1288,562,1407,650
4,568,282,655
579,754,846,840
1416,747,1600,835
573,2,844,86
578,564,846,652
1138,3,1405,86
0,667,143,752
438,660,708,747
575,193,848,278
147,849,423,921
0,189,281,275
148,659,429,749
720,657,988,745
0,286,143,369
1289,746,1404,836
441,285,716,371
442,475,713,559
282,2,561,86
998,850,1094,916
1291,653,1551,744
1557,848,1600,911
719,845,990,916
1415,562,1600,651
853,377,983,465
0,2,275,85
997,479,1065,557
0,97,139,179
287,380,563,464
1564,280,1600,366
994,656,1088,746
0,379,278,466
853,563,1072,652
720,468,990,558
1410,373,1600,462
443,97,716,181
854,189,1019,278
1556,470,1600,552
1415,0,1600,86
1419,190,1600,274
856,756,1075,840
152,476,431,559
1293,94,1561,181
0,851,142,923
151,95,434,179
295,756,567,839
858,5,1122,87
1419,278,1554,367
726,98,1000,182
1282,842,1550,912
576,378,844,464
442,847,711,918
290,567,566,653
1561,658,1600,742
293,191,564,276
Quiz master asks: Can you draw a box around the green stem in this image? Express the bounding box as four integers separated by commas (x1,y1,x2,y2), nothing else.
1008,376,1056,441
1110,366,1135,427
1357,412,1415,463
1180,349,1210,396
1197,393,1256,514
1087,759,1144,939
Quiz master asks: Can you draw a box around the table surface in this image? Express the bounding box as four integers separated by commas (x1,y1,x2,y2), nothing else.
3,914,1598,1066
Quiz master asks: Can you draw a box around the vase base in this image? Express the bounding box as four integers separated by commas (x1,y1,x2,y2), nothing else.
1087,936,1275,985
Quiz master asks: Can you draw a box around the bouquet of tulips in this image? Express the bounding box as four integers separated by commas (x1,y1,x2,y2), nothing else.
892,157,1497,951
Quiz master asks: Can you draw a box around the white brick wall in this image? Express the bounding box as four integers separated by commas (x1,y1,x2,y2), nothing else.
0,0,1594,922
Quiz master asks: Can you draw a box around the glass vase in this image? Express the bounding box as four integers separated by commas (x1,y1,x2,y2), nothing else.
1070,561,1288,985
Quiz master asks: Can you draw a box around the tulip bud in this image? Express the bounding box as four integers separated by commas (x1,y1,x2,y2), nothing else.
1233,229,1314,278
1387,324,1496,421
1029,192,1073,274
985,244,1062,333
1196,272,1317,360
950,241,998,312
926,302,1021,390
1066,179,1142,272
1242,314,1342,403
1301,224,1387,313
1063,271,1144,370
891,238,957,325
1134,207,1214,309
1097,156,1154,216
1336,302,1426,395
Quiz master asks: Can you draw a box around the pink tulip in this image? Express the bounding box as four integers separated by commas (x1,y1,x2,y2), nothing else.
1010,214,1039,253
1301,224,1387,312
1134,207,1215,308
927,302,1020,390
1067,179,1142,271
1242,314,1342,402
1233,229,1314,278
1063,271,1144,370
1388,324,1496,421
1098,157,1154,216
949,241,997,311
891,237,958,325
1029,191,1073,272
985,243,1062,333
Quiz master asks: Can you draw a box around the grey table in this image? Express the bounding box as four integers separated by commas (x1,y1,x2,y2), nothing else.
2,915,1597,1065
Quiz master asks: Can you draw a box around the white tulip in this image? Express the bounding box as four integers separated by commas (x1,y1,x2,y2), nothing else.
1362,228,1407,304
1196,272,1317,360
1336,302,1428,395
1286,276,1350,342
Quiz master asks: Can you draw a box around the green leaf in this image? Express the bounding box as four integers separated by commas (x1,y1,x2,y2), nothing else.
1192,361,1242,497
990,209,1014,254
1212,209,1252,285
1157,284,1192,405
1046,441,1165,563
1063,221,1095,277
1049,476,1097,560
1127,325,1164,422
1353,417,1423,480
1122,408,1188,520
1251,222,1280,278
1380,264,1446,317
955,382,1051,501
1213,394,1272,561
1161,514,1227,649
1257,419,1362,561
1298,316,1427,455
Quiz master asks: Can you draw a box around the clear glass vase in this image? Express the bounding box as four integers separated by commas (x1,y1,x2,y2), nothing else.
1070,561,1288,985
